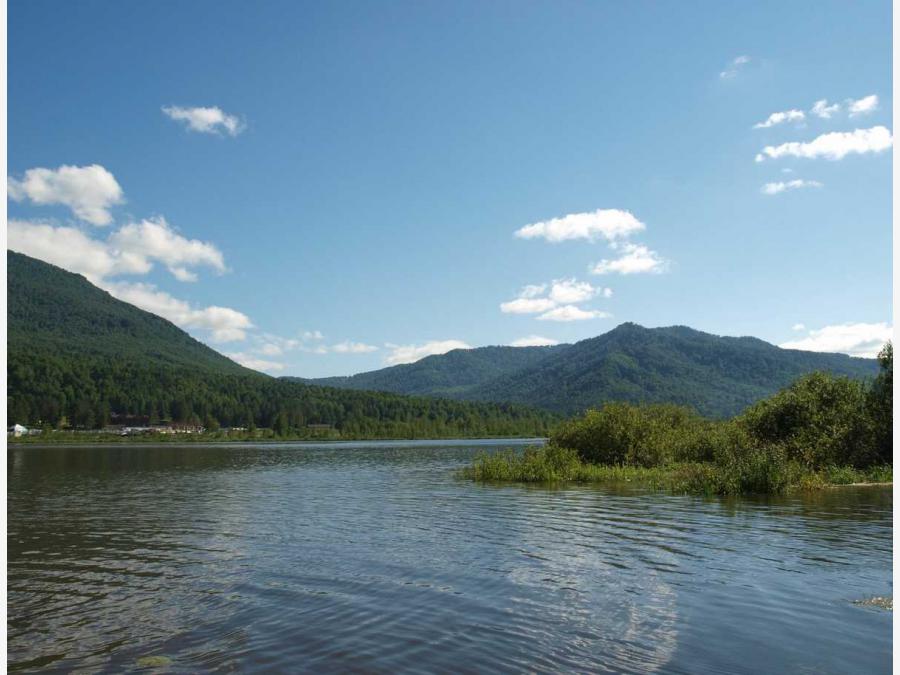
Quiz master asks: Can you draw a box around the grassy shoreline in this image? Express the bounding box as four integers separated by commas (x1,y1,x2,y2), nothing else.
459,445,892,495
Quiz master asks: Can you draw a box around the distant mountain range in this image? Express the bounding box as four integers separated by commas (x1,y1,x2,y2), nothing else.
295,323,878,418
6,251,555,436
8,250,879,427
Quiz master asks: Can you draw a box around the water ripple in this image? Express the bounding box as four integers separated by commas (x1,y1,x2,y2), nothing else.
7,442,892,674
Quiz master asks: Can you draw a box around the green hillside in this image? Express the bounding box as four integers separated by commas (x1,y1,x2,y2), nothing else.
297,344,568,396
6,251,555,436
302,322,878,418
468,323,879,417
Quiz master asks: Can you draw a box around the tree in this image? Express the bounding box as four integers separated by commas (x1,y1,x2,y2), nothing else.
868,342,892,463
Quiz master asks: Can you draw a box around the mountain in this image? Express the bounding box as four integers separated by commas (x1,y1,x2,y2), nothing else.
6,251,555,436
294,344,569,397
466,323,878,417
303,323,879,418
8,250,255,376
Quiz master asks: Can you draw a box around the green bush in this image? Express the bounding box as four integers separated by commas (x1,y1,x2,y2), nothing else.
551,402,709,467
738,372,874,468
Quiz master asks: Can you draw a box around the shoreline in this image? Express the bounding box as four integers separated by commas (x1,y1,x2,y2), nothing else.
8,435,548,448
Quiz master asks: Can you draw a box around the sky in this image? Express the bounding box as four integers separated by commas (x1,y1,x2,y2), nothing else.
7,0,893,377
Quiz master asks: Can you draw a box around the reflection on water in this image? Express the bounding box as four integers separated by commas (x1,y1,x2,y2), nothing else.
7,441,892,673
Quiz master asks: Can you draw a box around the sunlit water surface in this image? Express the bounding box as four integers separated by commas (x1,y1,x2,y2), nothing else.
7,440,892,673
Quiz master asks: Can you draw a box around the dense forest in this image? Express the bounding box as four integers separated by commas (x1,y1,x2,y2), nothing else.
305,323,878,418
7,252,556,437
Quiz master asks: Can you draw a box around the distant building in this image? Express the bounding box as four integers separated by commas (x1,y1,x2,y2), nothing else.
8,424,28,437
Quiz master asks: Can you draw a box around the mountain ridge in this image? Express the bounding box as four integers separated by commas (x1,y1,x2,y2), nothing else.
298,321,878,418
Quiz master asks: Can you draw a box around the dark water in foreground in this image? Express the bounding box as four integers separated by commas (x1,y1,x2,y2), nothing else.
7,440,893,673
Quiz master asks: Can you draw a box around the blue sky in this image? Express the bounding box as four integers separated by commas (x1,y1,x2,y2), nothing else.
7,0,893,376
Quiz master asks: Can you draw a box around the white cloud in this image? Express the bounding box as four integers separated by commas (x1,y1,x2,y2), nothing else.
101,280,253,342
792,323,806,331
537,306,611,322
225,352,285,373
760,179,823,195
109,216,226,279
753,109,805,129
9,219,150,281
720,55,750,79
591,243,668,275
514,209,645,243
162,105,243,136
510,335,561,347
385,339,471,365
500,278,610,318
258,343,285,356
302,330,325,340
779,322,891,358
847,94,878,117
547,278,598,304
8,217,226,284
8,164,124,225
500,297,558,314
755,126,893,162
330,340,379,354
810,99,840,119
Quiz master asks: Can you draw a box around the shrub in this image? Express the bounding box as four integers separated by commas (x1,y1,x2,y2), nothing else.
738,372,875,468
551,402,706,467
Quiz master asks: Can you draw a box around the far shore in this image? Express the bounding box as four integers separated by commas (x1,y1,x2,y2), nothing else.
8,434,548,447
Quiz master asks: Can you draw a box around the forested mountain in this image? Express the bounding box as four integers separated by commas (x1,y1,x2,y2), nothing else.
466,323,878,417
304,323,878,418
6,251,555,436
295,344,568,396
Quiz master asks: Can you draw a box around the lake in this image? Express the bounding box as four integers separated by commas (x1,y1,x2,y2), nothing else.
7,439,892,673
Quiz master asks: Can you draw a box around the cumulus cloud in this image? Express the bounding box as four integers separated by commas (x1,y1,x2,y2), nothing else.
514,209,645,243
385,340,471,365
720,55,750,79
591,243,668,275
779,322,892,358
500,278,610,319
537,306,611,322
101,280,253,342
792,323,806,331
760,179,823,195
810,99,840,119
109,216,226,279
162,105,243,136
548,278,598,304
755,126,893,162
225,352,285,373
510,335,561,347
8,217,226,284
8,164,124,225
753,109,805,129
330,340,379,354
500,296,558,314
302,330,325,341
847,94,878,117
9,219,150,281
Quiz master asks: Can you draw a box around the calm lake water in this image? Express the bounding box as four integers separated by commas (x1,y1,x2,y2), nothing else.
7,440,893,673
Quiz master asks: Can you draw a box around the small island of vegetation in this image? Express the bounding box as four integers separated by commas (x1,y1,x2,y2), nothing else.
462,345,893,495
